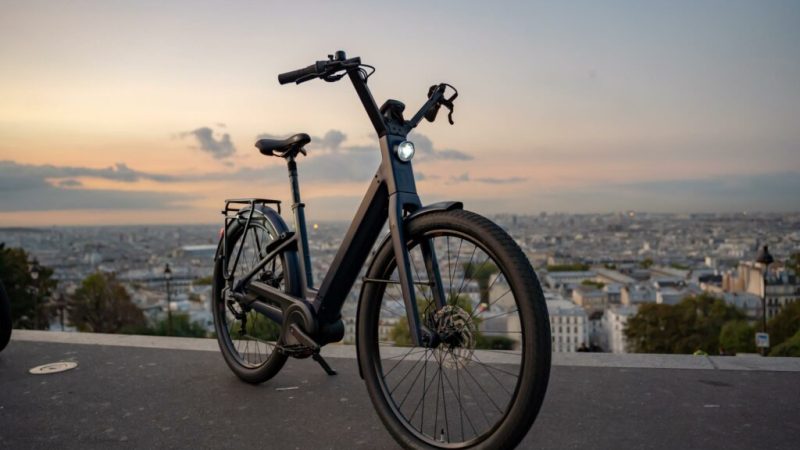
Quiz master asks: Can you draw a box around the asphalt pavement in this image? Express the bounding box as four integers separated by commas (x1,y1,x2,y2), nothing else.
1,338,798,449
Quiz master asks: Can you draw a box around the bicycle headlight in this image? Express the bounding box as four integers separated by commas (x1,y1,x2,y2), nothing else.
395,141,415,162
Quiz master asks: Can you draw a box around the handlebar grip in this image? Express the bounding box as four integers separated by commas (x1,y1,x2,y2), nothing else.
278,64,320,85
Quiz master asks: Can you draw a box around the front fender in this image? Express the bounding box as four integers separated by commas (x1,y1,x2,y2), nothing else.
354,200,462,379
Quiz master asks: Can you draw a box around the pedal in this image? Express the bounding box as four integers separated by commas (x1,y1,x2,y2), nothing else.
312,353,337,376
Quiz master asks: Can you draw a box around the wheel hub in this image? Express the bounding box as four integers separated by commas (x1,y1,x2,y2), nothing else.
431,305,476,368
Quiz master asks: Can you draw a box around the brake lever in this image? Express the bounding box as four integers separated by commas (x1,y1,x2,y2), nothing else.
425,83,457,125
322,72,346,82
441,90,457,125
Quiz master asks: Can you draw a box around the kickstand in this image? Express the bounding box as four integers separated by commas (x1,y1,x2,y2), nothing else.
312,352,337,376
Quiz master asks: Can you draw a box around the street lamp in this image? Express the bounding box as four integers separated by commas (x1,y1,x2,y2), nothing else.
29,260,40,329
164,263,173,336
755,245,773,356
55,293,67,331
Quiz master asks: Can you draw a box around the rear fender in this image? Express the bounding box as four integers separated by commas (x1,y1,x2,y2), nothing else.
214,204,291,261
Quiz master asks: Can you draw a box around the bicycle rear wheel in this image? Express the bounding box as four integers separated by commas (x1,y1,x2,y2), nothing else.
212,210,301,383
357,210,551,449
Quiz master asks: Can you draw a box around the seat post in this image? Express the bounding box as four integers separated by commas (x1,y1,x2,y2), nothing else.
286,156,302,206
286,155,314,289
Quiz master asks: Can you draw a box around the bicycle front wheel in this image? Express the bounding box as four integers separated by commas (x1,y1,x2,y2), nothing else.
357,210,551,449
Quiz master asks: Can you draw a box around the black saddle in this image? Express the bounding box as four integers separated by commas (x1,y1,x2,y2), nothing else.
255,133,310,158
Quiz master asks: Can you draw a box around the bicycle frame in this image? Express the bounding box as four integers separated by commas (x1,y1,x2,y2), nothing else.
229,64,451,347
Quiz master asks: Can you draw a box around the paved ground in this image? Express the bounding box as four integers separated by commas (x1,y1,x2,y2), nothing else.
1,336,798,449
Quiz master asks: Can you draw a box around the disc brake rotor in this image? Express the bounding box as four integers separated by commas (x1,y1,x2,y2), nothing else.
432,305,476,369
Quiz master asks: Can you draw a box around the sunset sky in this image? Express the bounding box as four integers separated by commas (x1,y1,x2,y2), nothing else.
1,0,799,226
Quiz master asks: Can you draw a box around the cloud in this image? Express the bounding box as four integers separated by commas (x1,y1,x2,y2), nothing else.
447,172,471,184
319,130,346,150
446,172,526,185
408,132,472,161
0,160,194,212
0,160,179,184
474,176,526,184
0,128,469,215
181,126,236,159
57,179,82,187
538,171,800,213
0,187,195,212
247,129,470,183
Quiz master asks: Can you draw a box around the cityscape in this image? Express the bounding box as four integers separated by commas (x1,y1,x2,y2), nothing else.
3,210,798,354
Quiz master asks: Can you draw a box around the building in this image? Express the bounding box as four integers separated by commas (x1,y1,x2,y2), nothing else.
764,272,800,320
587,310,606,350
621,284,656,306
544,271,596,290
594,268,636,286
603,305,638,354
723,261,800,320
572,286,607,313
719,292,763,321
484,274,521,348
545,293,588,353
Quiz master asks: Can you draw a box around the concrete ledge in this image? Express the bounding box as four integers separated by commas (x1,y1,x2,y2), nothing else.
11,329,800,371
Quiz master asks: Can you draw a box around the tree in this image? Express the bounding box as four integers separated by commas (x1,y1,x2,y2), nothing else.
769,329,800,357
463,261,498,303
623,303,678,354
194,275,213,286
766,300,800,348
786,252,800,275
0,244,57,329
624,293,745,354
228,314,280,341
69,272,146,333
718,320,755,354
581,280,605,289
390,316,413,347
546,263,590,272
135,314,209,338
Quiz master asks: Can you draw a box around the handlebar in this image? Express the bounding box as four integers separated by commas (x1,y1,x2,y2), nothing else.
277,50,456,134
277,63,323,85
278,52,361,85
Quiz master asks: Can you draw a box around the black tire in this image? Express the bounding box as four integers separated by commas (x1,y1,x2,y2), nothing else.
357,210,551,449
212,208,301,383
0,281,10,353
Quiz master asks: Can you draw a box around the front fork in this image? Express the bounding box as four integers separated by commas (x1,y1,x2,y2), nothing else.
389,195,446,348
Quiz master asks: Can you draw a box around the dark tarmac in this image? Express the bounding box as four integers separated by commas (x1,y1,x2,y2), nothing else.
1,339,798,449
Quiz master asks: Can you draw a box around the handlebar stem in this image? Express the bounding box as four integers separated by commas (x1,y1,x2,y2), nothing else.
345,67,388,136
406,87,446,130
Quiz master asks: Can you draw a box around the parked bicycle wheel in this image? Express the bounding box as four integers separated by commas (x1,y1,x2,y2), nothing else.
0,281,11,352
212,208,301,383
358,210,551,449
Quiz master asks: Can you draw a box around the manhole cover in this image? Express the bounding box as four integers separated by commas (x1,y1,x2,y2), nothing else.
29,362,78,375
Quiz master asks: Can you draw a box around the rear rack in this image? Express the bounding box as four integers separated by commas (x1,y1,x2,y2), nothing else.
221,198,282,279
222,198,282,216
